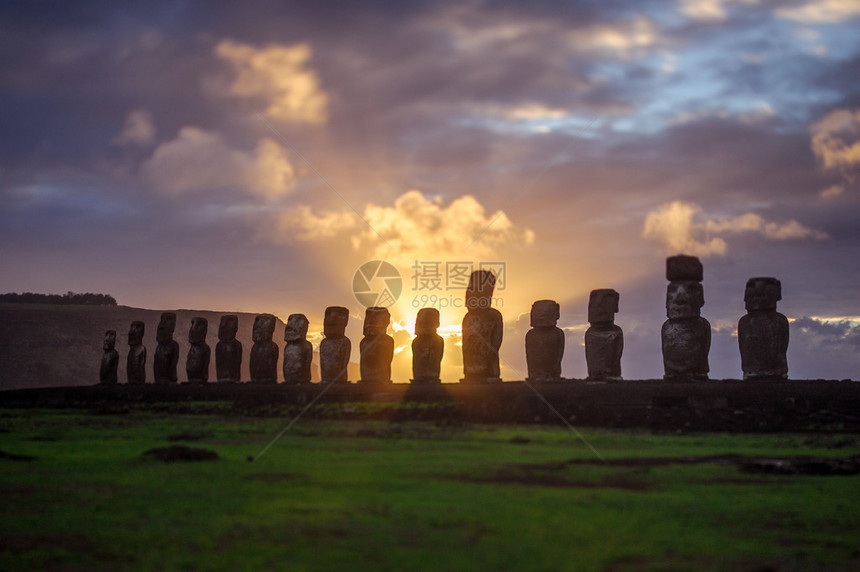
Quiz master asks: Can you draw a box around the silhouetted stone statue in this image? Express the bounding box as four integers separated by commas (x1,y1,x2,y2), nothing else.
126,321,146,385
283,313,313,384
662,255,710,381
462,270,503,383
412,308,443,383
320,306,351,383
153,312,179,384
186,317,210,383
738,277,789,380
250,313,279,383
585,289,623,380
525,300,564,381
215,315,242,382
359,307,394,383
100,330,119,384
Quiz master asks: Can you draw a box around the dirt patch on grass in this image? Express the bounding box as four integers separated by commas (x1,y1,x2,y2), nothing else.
242,472,310,483
140,445,218,462
460,466,653,491
165,430,214,442
0,449,36,461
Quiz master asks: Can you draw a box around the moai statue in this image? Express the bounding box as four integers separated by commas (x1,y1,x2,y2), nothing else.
585,289,623,380
661,255,711,381
153,312,179,384
249,313,279,383
215,315,242,382
126,321,146,385
99,330,119,384
283,313,313,384
359,307,394,383
320,306,351,383
738,277,789,380
186,317,210,383
525,300,564,381
461,270,503,383
412,307,443,383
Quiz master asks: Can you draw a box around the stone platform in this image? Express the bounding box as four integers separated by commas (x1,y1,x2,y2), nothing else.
2,380,859,432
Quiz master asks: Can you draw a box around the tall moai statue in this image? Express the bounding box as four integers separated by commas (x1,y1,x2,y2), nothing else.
585,289,623,380
99,330,119,384
249,313,279,383
126,321,146,385
738,277,789,380
661,255,711,381
320,306,351,383
359,307,394,383
525,300,564,381
461,270,503,383
186,317,210,383
412,307,443,383
215,315,242,382
153,312,179,384
283,313,313,384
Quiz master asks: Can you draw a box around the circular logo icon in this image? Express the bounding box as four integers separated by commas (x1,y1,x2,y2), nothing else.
352,260,403,308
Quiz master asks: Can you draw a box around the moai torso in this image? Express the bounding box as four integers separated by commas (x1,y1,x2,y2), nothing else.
320,306,351,383
462,270,503,383
215,315,242,382
412,308,443,383
153,312,179,384
585,289,623,380
249,314,279,383
126,321,146,384
283,313,313,384
738,277,789,380
661,256,710,381
359,307,394,383
100,330,119,384
186,317,210,383
525,300,564,381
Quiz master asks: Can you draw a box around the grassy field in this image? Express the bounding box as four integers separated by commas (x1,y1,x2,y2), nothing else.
1,407,859,571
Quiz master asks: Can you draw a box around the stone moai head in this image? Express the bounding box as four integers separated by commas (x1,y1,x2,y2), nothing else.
323,306,350,338
156,312,177,344
189,317,208,344
465,270,496,310
285,313,310,342
104,330,116,351
588,289,619,324
218,315,238,342
128,321,145,346
415,307,440,335
666,281,704,319
252,314,276,343
744,277,782,312
530,300,560,328
666,255,703,282
364,307,391,336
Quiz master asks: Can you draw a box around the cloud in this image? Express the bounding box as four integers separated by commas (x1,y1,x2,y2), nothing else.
677,0,759,22
643,200,828,256
142,127,295,199
214,40,328,124
810,108,860,170
278,190,534,265
776,0,860,23
112,109,156,146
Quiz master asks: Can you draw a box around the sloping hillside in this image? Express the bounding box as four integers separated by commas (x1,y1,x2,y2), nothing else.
0,304,358,389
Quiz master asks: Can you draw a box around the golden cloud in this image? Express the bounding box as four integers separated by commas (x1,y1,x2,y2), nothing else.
810,108,860,170
215,40,328,124
776,0,860,23
113,109,156,146
643,200,828,256
279,190,535,265
143,127,295,199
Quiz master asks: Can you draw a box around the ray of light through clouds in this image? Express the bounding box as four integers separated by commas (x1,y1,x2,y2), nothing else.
1,0,860,382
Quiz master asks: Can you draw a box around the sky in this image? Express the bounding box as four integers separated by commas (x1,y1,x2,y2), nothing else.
2,0,860,382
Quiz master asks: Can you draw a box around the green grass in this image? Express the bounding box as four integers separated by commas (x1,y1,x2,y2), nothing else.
1,408,859,571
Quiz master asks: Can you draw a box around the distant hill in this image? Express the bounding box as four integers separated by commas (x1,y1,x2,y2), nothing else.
0,304,360,389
